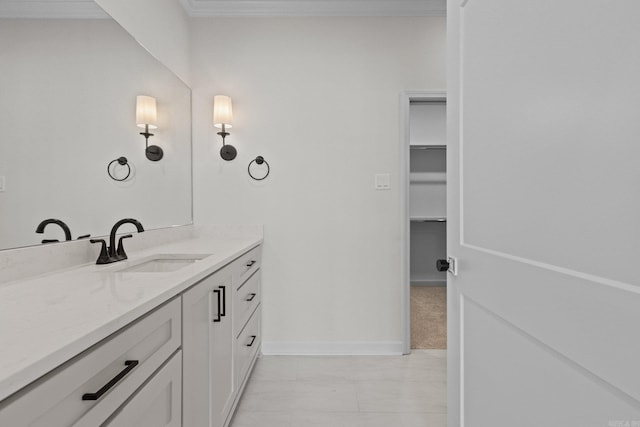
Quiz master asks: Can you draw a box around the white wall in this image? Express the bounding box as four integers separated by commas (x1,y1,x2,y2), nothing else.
95,0,191,84
191,17,446,353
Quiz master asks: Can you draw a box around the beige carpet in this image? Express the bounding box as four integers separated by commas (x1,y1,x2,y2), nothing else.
411,286,447,349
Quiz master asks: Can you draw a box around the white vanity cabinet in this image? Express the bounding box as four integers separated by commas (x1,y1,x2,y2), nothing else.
183,244,262,427
0,298,182,427
0,240,263,427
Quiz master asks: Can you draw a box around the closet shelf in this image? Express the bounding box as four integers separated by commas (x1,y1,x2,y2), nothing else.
410,172,446,183
410,217,446,223
410,145,446,150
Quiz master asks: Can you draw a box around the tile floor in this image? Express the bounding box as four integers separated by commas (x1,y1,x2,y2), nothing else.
229,350,446,427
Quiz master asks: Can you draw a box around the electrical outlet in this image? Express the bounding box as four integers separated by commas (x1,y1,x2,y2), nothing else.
0,176,5,192
375,173,390,190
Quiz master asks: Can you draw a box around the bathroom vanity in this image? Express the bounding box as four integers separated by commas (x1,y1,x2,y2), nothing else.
0,230,262,427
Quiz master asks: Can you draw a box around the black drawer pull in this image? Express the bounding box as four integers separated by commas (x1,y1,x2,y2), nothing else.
246,260,257,267
213,289,221,322
245,293,257,302
219,285,227,317
246,335,257,347
82,360,139,401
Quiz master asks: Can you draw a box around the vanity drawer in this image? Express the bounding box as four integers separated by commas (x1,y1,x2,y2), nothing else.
234,271,260,335
232,245,262,287
104,350,182,427
234,305,261,388
0,298,181,427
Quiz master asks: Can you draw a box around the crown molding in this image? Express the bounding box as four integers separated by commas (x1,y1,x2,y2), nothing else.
179,0,446,17
0,1,109,19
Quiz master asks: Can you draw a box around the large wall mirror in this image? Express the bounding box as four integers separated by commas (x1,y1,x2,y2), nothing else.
0,0,192,251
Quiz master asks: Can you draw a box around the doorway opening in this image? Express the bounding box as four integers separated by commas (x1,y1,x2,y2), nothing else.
400,91,447,354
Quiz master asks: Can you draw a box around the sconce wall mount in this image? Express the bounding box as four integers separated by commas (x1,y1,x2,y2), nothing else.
218,124,236,161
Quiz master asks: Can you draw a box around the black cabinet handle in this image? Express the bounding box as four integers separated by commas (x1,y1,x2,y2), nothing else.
246,335,257,347
219,286,226,317
245,293,256,302
246,260,256,267
213,289,221,322
82,360,139,401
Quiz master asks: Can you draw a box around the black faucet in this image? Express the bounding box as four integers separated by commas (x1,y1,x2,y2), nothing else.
35,219,72,243
90,218,144,264
109,218,144,259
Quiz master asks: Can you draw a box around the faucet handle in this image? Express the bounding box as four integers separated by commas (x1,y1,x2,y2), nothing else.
90,239,112,265
116,234,133,260
41,239,59,244
77,234,91,240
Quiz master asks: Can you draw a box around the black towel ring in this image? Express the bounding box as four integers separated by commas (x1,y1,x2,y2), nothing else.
107,157,131,182
248,156,270,181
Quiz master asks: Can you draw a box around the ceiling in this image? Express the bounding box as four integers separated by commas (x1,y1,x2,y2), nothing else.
0,0,445,19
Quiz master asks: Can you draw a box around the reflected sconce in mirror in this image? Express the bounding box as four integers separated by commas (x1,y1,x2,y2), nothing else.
136,95,163,161
213,95,236,161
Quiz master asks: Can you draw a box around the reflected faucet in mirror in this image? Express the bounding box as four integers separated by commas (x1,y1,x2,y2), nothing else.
35,219,91,243
90,218,145,264
35,219,72,244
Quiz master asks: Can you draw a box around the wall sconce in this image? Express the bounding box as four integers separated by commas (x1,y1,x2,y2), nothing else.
213,95,236,161
136,95,163,161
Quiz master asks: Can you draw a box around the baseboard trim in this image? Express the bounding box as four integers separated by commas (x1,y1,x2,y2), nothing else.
261,341,403,356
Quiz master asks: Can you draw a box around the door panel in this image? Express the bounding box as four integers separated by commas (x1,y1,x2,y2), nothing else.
448,0,640,425
465,300,640,426
461,0,640,283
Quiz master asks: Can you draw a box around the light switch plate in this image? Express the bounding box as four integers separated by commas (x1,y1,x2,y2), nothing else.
0,176,5,192
375,173,390,190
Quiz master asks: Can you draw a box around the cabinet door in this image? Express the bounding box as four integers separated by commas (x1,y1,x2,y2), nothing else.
211,274,235,427
183,270,235,427
104,350,181,427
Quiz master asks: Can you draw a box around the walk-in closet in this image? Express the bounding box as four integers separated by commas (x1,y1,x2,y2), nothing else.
409,100,447,349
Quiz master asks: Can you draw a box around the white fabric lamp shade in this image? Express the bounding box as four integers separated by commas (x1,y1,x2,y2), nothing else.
213,95,233,129
136,95,158,129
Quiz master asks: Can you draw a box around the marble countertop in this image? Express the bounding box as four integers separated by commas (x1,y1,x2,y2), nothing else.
0,232,262,402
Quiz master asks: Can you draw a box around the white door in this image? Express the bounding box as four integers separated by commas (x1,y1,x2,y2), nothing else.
448,1,640,426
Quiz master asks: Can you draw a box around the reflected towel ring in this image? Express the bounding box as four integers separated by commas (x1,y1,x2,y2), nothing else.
248,156,270,181
107,157,131,182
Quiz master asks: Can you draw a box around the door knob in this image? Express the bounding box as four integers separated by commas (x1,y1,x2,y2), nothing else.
436,259,450,272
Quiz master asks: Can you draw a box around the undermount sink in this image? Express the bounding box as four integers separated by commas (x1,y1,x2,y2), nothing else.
115,254,212,273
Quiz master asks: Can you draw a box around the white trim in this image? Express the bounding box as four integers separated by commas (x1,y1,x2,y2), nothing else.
261,341,403,356
0,1,109,19
399,91,447,355
459,293,465,427
179,0,446,17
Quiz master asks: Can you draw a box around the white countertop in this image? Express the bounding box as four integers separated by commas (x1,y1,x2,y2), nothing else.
0,233,262,402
